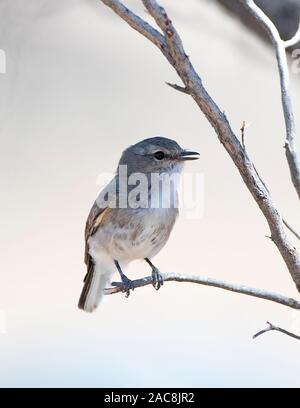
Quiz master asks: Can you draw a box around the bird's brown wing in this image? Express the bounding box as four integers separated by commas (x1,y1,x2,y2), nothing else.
84,201,113,270
79,176,117,310
85,202,105,264
84,177,118,266
79,203,111,310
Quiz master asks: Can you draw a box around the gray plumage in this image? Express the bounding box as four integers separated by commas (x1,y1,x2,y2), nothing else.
78,137,199,312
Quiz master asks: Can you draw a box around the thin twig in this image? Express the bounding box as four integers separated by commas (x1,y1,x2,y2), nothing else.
100,0,300,292
240,120,249,149
105,272,300,310
283,218,300,241
285,22,300,49
253,321,300,340
165,82,190,94
241,0,300,199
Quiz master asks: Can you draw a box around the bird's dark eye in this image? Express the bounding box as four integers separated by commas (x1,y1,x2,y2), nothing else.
153,151,165,160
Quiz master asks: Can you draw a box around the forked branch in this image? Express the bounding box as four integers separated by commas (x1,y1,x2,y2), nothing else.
241,0,300,199
253,321,300,340
284,21,300,49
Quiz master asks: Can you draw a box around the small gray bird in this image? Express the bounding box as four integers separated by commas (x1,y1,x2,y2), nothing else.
78,137,199,312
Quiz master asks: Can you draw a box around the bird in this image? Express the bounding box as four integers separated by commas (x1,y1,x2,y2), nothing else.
78,136,199,312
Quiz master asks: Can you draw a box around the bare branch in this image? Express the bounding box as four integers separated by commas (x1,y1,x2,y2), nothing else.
100,0,300,291
105,273,300,310
253,321,300,340
285,22,300,49
241,0,300,200
142,0,187,61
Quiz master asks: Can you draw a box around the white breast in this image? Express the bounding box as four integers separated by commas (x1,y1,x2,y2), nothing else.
89,165,182,264
89,207,178,264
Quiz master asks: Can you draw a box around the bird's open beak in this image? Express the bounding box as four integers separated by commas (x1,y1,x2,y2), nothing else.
178,150,200,161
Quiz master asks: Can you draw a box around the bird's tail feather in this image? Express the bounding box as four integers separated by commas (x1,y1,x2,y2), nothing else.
78,260,112,313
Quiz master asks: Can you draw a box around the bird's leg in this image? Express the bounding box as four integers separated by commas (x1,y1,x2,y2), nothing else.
145,258,164,291
111,260,134,298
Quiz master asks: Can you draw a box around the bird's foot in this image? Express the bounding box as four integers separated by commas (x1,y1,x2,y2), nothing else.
151,267,164,291
111,275,134,298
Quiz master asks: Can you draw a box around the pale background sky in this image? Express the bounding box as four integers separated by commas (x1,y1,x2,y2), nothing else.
1,0,300,387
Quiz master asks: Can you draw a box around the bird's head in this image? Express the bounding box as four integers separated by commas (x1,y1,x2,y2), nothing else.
118,136,199,175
